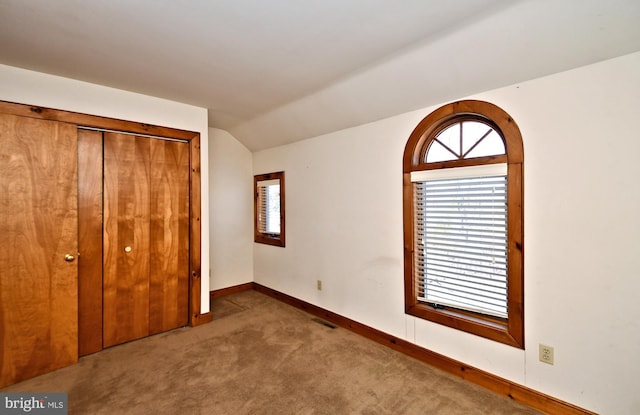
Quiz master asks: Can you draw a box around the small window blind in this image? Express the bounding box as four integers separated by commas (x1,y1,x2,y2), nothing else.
257,182,280,235
412,164,508,319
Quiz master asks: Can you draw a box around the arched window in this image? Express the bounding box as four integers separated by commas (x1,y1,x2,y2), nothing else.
403,100,524,348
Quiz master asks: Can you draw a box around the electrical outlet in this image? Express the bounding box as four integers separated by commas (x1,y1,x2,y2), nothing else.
539,344,554,365
317,280,322,291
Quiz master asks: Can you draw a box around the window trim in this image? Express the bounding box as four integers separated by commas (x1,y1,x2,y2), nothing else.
254,171,285,247
403,100,524,348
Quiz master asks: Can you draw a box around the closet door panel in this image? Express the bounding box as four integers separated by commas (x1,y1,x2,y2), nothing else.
0,114,78,388
103,133,150,347
77,129,104,356
149,140,190,334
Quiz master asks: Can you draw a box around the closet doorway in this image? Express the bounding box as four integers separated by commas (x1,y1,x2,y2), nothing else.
0,101,207,388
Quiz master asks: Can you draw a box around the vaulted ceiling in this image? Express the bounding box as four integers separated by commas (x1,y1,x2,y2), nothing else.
1,0,640,150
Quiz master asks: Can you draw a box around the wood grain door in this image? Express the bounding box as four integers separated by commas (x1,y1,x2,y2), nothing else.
103,133,189,347
77,129,104,356
0,114,78,388
148,139,190,335
103,133,151,347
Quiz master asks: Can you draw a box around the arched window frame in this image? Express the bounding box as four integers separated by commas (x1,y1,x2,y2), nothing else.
403,100,524,348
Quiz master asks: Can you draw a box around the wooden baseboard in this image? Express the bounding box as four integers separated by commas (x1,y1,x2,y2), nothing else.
191,311,213,326
210,282,255,300
252,283,596,415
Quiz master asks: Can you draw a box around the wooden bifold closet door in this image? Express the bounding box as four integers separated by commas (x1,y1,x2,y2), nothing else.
0,114,79,388
79,131,190,351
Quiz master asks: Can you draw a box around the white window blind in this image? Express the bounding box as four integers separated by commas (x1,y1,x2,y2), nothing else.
257,183,280,235
412,164,508,318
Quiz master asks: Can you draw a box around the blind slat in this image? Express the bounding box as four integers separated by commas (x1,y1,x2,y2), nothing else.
420,272,506,294
420,255,506,274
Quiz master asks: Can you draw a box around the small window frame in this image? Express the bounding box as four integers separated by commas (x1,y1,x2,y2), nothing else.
403,100,524,348
254,171,285,247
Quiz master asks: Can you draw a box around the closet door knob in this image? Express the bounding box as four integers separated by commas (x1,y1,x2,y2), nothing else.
124,246,132,253
64,254,75,262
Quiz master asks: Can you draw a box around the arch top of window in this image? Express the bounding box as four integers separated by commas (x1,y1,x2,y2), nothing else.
424,117,505,163
404,100,523,172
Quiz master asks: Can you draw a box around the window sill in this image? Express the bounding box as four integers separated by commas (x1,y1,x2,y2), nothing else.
254,235,285,247
406,302,524,349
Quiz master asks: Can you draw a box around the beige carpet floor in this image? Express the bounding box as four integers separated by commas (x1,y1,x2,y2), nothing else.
2,290,541,414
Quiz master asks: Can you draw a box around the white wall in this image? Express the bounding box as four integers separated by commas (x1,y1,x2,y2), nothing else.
0,64,211,313
208,128,254,289
253,51,640,414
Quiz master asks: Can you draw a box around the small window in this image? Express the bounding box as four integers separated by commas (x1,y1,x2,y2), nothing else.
254,171,285,247
403,100,524,348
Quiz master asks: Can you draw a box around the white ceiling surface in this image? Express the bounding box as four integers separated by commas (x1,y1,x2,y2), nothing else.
1,1,640,151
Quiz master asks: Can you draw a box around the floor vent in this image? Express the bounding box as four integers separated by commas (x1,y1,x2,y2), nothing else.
311,318,337,329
